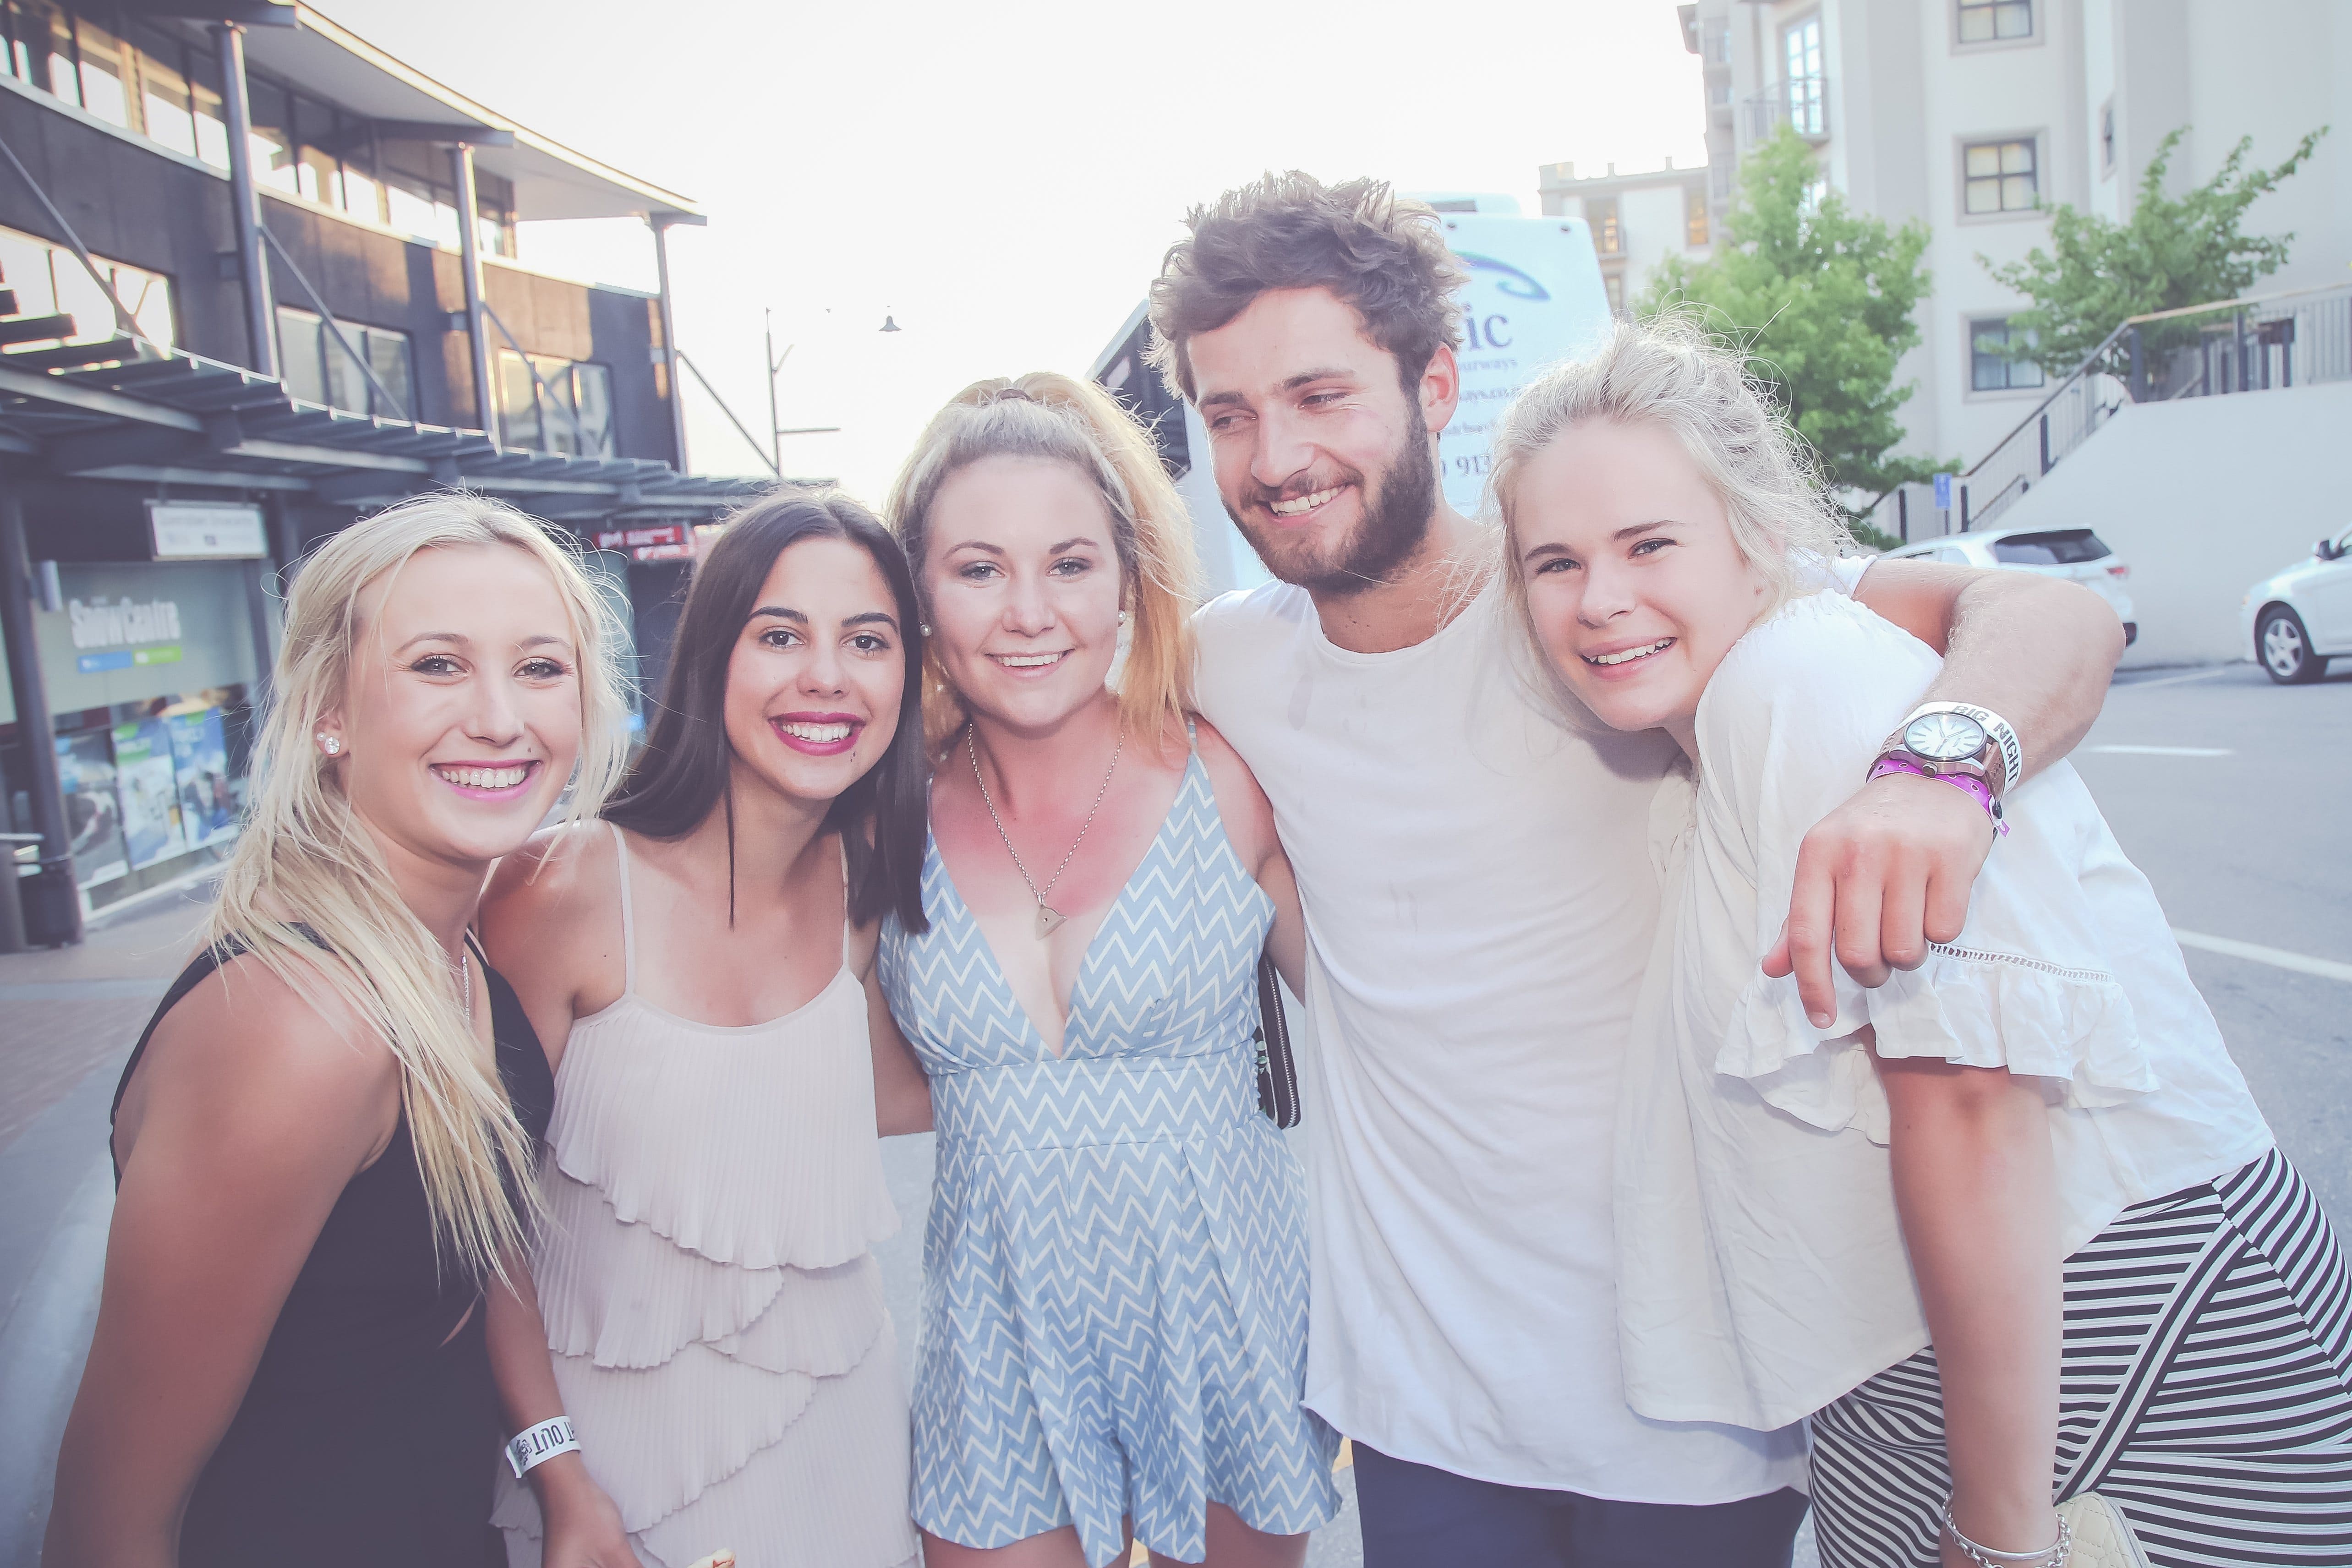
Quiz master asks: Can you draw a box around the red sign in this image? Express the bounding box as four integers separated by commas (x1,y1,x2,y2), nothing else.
593,524,685,552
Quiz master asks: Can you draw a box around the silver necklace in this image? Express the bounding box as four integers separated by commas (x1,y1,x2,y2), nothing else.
967,723,1124,939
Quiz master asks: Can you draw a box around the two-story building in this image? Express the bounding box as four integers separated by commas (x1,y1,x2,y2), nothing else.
0,0,759,945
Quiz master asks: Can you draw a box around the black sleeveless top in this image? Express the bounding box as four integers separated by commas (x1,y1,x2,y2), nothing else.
111,940,554,1568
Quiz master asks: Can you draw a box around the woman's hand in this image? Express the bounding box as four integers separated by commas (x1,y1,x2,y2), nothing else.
536,1457,640,1568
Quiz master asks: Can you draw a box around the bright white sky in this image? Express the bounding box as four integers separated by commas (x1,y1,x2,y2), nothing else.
331,0,1708,505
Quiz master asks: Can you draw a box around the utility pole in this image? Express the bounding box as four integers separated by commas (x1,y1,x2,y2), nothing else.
764,309,839,475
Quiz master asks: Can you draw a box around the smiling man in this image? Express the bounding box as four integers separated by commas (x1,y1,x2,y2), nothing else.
1150,173,2127,1568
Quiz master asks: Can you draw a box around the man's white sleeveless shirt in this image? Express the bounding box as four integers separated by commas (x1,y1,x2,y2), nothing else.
1191,566,1854,1502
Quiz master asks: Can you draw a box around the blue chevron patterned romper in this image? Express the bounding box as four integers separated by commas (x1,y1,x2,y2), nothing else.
878,743,1340,1567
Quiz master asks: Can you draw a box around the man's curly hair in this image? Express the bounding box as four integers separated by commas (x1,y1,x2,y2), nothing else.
1146,172,1467,403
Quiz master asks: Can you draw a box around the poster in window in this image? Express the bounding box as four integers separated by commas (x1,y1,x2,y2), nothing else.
54,729,129,887
113,716,188,871
166,706,239,847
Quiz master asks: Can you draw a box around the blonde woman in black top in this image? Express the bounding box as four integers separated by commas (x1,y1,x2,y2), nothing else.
45,495,639,1568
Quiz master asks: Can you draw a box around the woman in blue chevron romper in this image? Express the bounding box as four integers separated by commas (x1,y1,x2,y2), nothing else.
878,373,1340,1568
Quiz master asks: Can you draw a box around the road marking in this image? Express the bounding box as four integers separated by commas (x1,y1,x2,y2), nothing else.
2088,744,2234,757
2113,667,2236,691
2173,929,2352,983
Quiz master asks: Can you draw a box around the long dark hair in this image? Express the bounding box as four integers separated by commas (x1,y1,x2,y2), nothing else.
605,487,929,932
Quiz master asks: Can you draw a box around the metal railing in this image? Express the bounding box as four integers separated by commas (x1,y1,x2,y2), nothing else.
1742,78,1829,146
1865,281,2352,541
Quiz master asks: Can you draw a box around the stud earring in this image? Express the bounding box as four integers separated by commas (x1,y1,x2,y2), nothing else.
919,623,932,637
317,734,340,755
1118,610,1129,627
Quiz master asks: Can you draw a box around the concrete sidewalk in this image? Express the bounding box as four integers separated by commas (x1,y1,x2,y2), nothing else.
0,886,209,1568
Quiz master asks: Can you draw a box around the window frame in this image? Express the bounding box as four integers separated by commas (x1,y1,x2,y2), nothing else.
1684,182,1711,249
1966,314,2046,397
1956,131,2045,223
494,349,618,459
1586,196,1622,257
1781,12,1827,138
273,304,412,420
1953,0,2038,50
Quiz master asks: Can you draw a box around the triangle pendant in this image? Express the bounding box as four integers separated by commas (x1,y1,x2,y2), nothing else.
1034,902,1067,939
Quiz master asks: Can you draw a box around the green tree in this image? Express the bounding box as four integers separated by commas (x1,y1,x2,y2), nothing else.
1983,125,2330,378
1642,128,1952,533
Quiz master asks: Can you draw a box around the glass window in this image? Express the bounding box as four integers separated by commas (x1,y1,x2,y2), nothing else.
571,363,613,455
185,45,228,169
366,329,411,418
1685,185,1710,248
1603,272,1625,318
340,161,382,225
276,305,410,418
0,221,175,351
1963,138,2038,214
126,23,194,156
1588,198,1621,256
1783,15,1825,137
384,177,440,241
74,14,135,127
1991,530,2109,565
276,307,325,404
496,351,617,457
245,77,297,195
1970,317,2045,391
1957,0,2033,44
36,0,77,106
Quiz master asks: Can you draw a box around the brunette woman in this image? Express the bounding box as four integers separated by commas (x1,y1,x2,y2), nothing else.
45,494,638,1568
879,376,1339,1568
1494,321,2352,1568
481,489,932,1568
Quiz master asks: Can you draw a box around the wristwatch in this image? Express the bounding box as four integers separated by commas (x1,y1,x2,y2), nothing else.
1874,702,2024,798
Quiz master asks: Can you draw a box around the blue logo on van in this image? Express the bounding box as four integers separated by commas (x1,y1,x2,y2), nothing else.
1455,252,1551,301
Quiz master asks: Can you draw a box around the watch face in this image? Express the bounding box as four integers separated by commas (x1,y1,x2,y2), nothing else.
1904,710,1988,762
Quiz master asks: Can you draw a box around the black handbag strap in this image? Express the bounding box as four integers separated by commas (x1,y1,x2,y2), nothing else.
1255,950,1301,1129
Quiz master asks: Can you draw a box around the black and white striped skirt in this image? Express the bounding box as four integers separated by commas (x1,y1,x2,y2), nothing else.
1810,1148,2352,1567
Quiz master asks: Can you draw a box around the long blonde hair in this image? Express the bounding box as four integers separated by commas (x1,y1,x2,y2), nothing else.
205,491,632,1279
883,372,1200,753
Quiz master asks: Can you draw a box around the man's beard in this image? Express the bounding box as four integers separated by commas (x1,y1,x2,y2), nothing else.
1225,403,1438,599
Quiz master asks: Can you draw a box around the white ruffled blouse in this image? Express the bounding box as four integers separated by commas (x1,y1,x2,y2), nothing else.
1616,590,2273,1431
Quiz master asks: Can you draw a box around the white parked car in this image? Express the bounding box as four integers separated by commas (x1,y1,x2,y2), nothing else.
2242,523,2352,684
1881,527,2136,646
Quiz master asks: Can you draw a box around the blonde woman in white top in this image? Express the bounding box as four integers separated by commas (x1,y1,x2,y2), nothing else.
1492,321,2352,1568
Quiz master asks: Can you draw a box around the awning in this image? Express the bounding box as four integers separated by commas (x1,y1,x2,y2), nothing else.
148,4,703,224
0,344,761,524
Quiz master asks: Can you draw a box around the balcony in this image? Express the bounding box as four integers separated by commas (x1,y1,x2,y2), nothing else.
1742,77,1830,146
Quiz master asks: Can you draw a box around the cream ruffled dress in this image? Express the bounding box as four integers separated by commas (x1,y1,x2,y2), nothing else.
494,825,919,1568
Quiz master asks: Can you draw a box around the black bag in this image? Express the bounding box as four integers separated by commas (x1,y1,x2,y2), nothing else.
1254,951,1301,1129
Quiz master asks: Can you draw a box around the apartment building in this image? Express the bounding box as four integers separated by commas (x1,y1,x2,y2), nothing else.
1536,157,1715,317
1680,0,2347,472
0,2,754,944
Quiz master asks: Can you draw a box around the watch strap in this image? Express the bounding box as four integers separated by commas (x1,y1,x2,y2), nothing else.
1900,701,2023,794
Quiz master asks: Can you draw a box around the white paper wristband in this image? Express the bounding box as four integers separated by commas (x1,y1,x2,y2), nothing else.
506,1415,579,1478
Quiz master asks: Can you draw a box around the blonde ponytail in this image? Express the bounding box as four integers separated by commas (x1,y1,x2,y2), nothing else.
884,372,1201,754
205,491,631,1280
